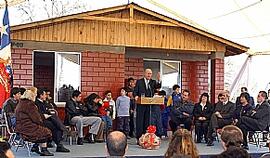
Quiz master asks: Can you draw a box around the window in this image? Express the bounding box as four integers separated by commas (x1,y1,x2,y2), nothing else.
33,51,81,103
55,52,81,102
144,59,181,95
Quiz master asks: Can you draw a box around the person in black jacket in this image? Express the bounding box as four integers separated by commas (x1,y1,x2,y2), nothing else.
233,92,253,125
169,90,194,133
194,93,213,143
237,91,270,150
35,88,69,153
133,69,161,141
207,90,236,146
64,90,102,145
235,87,255,108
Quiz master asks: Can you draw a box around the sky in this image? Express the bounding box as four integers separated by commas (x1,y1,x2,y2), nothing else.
1,0,270,100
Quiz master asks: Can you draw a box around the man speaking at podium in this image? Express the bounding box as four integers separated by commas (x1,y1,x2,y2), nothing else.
134,69,161,143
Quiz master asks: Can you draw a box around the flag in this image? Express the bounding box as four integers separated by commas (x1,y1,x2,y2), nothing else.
0,5,11,109
0,5,11,62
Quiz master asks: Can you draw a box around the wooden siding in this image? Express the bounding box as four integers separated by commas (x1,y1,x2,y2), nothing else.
12,20,225,52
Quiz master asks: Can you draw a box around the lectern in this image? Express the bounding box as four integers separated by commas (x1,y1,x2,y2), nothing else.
136,96,165,125
136,96,164,105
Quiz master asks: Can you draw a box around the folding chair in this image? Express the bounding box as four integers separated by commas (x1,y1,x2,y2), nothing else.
250,130,269,148
3,112,32,157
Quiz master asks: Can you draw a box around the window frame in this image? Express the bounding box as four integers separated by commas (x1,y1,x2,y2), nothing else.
143,58,182,89
54,51,81,104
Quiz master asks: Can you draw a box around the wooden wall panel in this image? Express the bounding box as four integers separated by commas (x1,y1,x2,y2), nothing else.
11,18,226,52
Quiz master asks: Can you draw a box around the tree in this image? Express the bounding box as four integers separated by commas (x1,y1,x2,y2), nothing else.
16,0,89,23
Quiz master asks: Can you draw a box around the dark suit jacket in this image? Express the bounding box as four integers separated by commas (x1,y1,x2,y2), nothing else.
233,104,253,120
249,101,270,130
214,101,236,120
193,102,213,121
133,78,161,98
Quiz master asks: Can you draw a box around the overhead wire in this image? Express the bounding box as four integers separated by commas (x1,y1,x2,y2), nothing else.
208,0,262,20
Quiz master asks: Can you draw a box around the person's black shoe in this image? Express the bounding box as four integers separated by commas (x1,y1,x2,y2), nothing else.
212,132,217,138
77,137,83,145
196,139,202,143
88,134,95,144
47,142,54,148
207,141,214,146
31,145,41,154
242,145,249,150
264,142,269,147
40,148,54,156
249,137,254,142
56,144,70,152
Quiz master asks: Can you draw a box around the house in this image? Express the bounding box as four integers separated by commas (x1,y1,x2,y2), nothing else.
10,3,248,109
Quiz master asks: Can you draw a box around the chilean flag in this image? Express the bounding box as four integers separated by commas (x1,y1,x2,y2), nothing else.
0,5,11,61
0,5,11,109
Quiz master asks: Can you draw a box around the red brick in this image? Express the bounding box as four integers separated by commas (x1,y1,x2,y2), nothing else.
93,68,105,72
12,65,20,69
14,49,27,54
105,68,115,72
98,72,111,77
93,77,104,82
88,72,99,77
105,58,116,63
84,57,94,62
82,62,88,67
13,80,26,85
26,49,33,55
92,87,104,92
99,63,110,67
105,78,115,82
87,82,99,86
26,60,32,64
82,77,92,82
94,58,105,62
13,59,27,64
88,62,98,67
20,75,32,80
26,80,33,85
82,87,93,92
87,52,99,58
21,65,32,69
14,70,26,75
99,53,111,58
21,54,32,59
12,54,21,59
110,54,119,59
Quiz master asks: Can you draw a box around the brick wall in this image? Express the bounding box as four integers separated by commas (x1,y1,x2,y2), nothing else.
81,51,125,98
211,59,224,103
11,48,33,87
125,57,144,81
182,61,209,103
34,65,54,96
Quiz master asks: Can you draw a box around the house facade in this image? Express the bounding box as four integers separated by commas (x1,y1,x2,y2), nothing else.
10,3,248,110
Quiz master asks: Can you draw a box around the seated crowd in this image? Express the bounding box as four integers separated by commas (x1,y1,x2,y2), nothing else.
1,79,270,157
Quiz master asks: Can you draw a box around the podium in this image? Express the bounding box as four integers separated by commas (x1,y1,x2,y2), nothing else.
136,96,164,105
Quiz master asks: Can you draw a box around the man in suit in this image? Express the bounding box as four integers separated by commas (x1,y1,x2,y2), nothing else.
134,69,161,142
35,88,70,153
237,91,270,150
207,90,236,146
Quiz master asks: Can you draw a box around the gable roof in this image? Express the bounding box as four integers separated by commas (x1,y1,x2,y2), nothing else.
11,2,248,55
